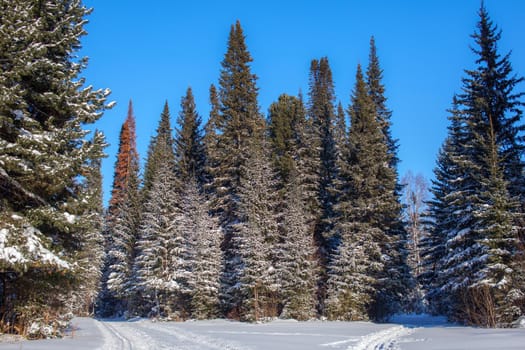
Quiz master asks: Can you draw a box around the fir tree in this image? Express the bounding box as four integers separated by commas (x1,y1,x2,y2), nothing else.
325,65,384,320
103,103,141,316
175,87,205,185
143,101,174,195
108,101,140,215
366,36,399,168
327,65,408,321
277,179,318,320
207,20,266,316
72,130,108,315
232,139,280,320
0,0,110,334
425,5,525,326
305,57,339,315
133,138,190,319
267,94,305,187
182,179,223,320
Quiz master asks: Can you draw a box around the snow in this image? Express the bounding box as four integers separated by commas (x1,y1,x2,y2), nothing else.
64,212,77,224
4,316,525,350
0,225,70,269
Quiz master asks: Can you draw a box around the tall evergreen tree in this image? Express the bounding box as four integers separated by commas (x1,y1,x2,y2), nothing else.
183,179,223,320
103,103,142,316
276,178,318,320
175,87,205,185
133,137,190,319
366,36,399,168
305,57,339,314
0,0,110,335
73,130,108,315
365,40,411,319
232,139,280,320
142,101,174,195
425,5,525,326
267,94,305,188
325,66,385,320
327,65,408,321
108,101,141,215
206,20,267,316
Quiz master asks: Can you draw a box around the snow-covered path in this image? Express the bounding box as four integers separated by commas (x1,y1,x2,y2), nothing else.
2,317,525,350
348,325,413,350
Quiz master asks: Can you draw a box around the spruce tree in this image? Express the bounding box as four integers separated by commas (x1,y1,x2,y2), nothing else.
425,5,525,326
143,101,174,195
183,179,223,320
277,179,318,320
103,103,141,316
365,40,411,320
326,65,408,321
232,139,279,320
366,36,399,168
72,130,108,315
0,0,110,335
305,57,339,315
207,20,267,316
267,94,305,187
133,137,190,319
325,66,384,320
175,87,205,185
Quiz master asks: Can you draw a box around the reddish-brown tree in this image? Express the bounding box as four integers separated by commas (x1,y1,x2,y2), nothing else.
108,100,140,215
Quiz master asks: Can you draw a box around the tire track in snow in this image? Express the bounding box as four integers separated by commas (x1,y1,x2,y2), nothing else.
348,326,413,350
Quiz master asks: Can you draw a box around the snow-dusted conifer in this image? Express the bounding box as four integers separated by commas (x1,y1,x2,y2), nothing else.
134,136,191,319
232,140,280,321
425,5,525,326
207,21,266,317
0,0,110,334
104,104,141,316
277,180,318,320
182,179,223,319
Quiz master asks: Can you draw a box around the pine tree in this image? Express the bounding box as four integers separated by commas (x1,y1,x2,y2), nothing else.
0,0,110,335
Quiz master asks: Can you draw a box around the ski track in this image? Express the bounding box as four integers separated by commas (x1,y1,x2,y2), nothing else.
135,321,251,350
98,321,134,350
348,326,414,350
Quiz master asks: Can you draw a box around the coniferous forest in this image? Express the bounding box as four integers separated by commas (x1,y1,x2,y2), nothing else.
1,0,524,338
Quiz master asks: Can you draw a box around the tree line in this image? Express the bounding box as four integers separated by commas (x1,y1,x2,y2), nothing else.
0,1,523,338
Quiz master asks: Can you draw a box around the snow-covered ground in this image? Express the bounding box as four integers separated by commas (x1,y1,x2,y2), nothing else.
2,315,524,349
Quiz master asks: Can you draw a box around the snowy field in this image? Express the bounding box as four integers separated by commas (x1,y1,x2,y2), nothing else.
2,315,525,350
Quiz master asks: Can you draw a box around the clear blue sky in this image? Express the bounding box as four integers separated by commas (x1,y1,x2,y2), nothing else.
80,0,525,205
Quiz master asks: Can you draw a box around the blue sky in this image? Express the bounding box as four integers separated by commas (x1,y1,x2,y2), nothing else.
80,0,525,204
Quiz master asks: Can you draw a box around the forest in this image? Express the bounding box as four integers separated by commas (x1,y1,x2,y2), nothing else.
0,0,524,339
